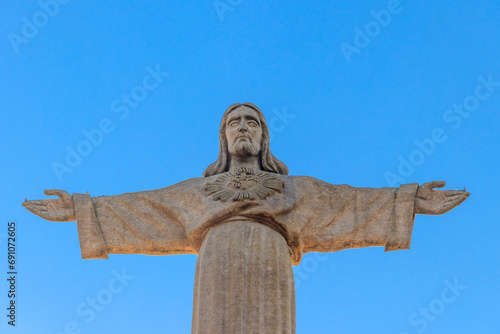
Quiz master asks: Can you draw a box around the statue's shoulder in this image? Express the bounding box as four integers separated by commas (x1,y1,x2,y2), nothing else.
283,175,353,190
164,176,206,190
283,174,328,184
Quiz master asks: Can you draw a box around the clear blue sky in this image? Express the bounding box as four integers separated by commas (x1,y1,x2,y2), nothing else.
1,1,499,333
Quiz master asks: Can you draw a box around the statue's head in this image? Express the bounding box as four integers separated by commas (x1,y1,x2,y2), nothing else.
203,103,289,177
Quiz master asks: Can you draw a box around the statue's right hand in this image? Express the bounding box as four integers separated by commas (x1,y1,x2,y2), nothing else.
22,189,76,222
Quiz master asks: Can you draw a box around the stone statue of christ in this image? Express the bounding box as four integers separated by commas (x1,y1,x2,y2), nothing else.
23,103,470,333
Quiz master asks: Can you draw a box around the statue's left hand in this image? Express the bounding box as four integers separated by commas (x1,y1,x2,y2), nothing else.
415,181,470,215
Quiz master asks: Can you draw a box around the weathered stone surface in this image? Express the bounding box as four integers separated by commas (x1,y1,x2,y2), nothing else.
22,102,470,333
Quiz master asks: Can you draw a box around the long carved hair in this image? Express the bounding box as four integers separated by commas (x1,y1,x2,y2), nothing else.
203,103,289,177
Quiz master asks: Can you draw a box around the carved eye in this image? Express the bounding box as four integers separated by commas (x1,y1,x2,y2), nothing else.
248,121,259,127
229,120,239,128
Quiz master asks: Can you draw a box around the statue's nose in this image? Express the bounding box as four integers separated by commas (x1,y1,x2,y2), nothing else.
238,121,248,131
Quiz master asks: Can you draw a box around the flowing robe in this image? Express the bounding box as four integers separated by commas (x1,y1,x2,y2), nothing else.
72,174,419,334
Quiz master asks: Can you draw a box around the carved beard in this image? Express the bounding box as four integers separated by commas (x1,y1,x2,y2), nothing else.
232,141,260,157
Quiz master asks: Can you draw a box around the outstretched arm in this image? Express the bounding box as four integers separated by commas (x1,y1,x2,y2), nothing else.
294,177,470,258
22,185,199,259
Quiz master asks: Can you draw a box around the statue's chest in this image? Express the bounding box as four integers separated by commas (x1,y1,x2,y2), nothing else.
205,167,285,202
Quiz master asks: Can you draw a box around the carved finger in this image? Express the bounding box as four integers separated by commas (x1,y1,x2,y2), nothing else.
445,192,470,203
26,204,49,214
23,201,47,209
445,194,465,203
26,202,48,209
44,189,70,199
428,181,446,189
443,190,467,196
23,200,44,206
23,203,49,219
444,194,469,210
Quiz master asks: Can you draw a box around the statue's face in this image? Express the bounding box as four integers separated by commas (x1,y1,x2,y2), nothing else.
225,106,263,158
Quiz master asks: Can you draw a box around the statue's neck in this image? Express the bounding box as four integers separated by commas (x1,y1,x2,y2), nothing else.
228,155,261,173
